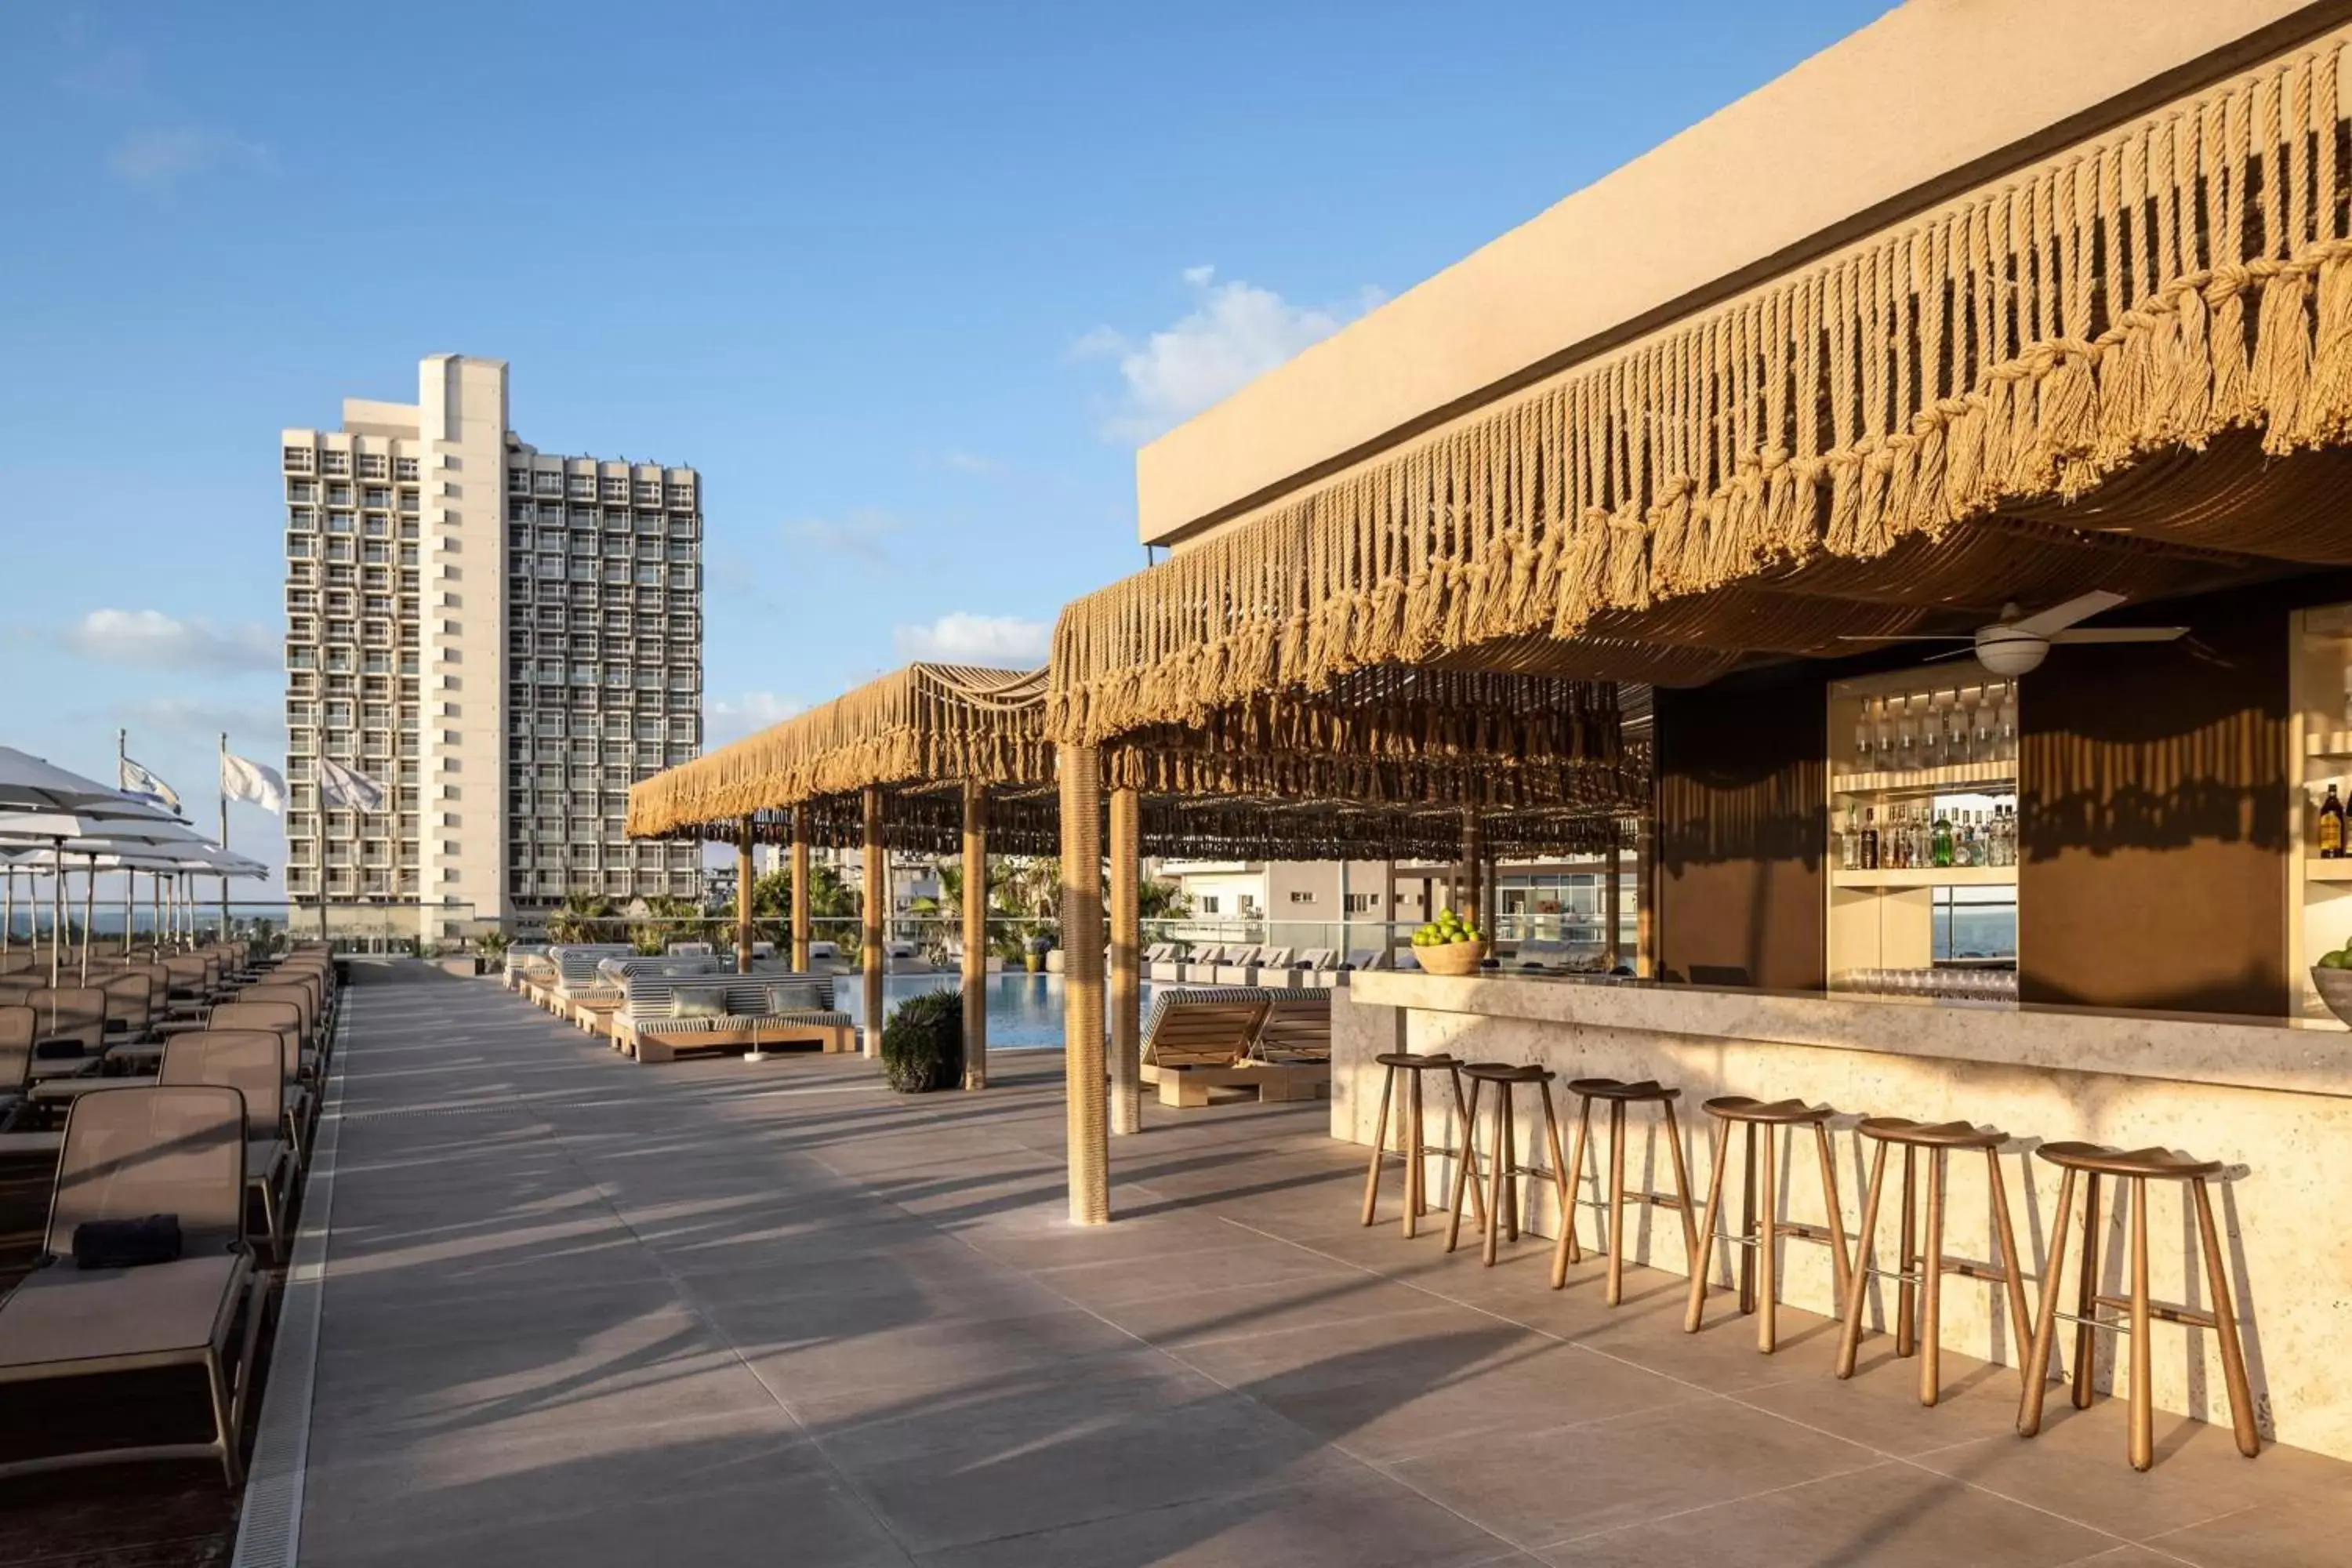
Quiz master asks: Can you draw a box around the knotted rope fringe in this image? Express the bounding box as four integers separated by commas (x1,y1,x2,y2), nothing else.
628,663,1051,839
1047,42,2352,749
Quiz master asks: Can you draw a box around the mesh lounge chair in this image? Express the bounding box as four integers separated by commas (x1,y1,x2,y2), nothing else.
158,1031,293,1261
1145,945,1189,983
205,1001,311,1159
0,1085,266,1484
24,988,107,1078
0,1006,34,1124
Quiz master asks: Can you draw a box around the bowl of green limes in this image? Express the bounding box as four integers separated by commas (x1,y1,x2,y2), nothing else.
2312,951,2352,1024
1410,909,1490,976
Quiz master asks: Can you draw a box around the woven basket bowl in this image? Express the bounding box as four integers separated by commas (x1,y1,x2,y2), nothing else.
1414,941,1491,977
2311,964,2352,1025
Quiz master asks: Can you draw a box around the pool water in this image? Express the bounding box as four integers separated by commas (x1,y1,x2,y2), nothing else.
829,971,1167,1049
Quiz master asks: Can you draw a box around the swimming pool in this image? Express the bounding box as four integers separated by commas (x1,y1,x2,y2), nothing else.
829,971,1167,1049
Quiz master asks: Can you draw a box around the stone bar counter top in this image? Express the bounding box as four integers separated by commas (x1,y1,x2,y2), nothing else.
1332,968,2352,1461
1349,971,2352,1101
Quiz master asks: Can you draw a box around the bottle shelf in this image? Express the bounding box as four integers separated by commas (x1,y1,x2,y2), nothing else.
2305,858,2352,882
1831,760,2017,797
1832,866,2018,889
2307,732,2352,759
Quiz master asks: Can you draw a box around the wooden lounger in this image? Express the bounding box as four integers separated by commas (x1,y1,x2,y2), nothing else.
1137,988,1329,1108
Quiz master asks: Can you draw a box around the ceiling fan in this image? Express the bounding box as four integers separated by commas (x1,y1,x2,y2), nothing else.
1838,590,2188,677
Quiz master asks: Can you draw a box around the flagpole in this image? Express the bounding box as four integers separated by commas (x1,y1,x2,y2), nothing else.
218,731,232,946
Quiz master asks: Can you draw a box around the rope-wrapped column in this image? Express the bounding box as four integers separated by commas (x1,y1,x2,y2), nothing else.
789,807,811,974
961,782,989,1091
1060,745,1109,1225
1108,783,1142,1136
862,786,885,1059
1603,836,1623,971
1636,817,1657,978
735,815,754,975
1461,809,1486,930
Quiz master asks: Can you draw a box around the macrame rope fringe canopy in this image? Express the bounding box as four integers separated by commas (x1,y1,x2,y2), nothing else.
628,660,1643,858
1047,38,2352,749
626,663,1052,840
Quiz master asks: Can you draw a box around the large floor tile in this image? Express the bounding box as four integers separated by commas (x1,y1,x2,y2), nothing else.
1389,1398,1880,1547
1538,1459,2114,1566
300,1468,912,1568
914,1470,1532,1568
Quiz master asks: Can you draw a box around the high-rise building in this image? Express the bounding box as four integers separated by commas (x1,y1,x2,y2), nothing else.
279,354,703,937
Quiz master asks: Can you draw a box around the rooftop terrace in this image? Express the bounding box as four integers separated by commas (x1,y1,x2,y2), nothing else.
22,961,2342,1566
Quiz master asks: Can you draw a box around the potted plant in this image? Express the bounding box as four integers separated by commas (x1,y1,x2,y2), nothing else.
880,988,964,1093
1024,934,1053,974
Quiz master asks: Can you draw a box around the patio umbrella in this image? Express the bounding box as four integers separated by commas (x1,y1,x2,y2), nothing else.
0,746,193,982
0,814,207,985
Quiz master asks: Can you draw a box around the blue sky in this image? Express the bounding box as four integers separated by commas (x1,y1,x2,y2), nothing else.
0,0,1889,873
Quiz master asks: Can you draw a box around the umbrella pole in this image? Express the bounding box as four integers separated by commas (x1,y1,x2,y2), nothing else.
49,841,63,988
79,855,95,985
122,871,134,960
2,866,12,956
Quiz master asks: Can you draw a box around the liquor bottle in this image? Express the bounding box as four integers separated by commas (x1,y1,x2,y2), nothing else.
1956,812,1976,868
1996,688,2020,764
1932,811,1954,869
2321,783,2347,860
1838,804,1858,871
1860,806,1879,870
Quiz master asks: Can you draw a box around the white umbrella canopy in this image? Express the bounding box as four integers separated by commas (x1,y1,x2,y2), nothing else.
0,811,210,984
0,746,131,811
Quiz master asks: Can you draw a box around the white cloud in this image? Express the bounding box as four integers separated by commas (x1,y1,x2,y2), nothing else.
893,613,1051,669
937,449,1005,477
109,125,272,187
60,609,278,673
1076,268,1384,442
705,691,803,745
782,508,898,566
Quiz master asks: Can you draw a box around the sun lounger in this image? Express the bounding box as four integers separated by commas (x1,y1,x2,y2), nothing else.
569,955,724,1031
1146,945,1190,983
1214,946,1298,985
1138,985,1330,1107
1172,944,1233,983
1509,938,1576,971
158,1032,295,1261
535,943,636,1011
502,945,551,991
1248,990,1333,1063
0,1085,267,1484
612,973,855,1063
0,1007,34,1123
1294,949,1342,989
205,1001,312,1158
24,988,107,1078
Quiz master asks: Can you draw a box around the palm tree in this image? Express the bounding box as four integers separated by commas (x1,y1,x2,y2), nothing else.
547,892,617,945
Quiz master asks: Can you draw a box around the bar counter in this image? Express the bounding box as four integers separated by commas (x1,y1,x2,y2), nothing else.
1331,971,2352,1460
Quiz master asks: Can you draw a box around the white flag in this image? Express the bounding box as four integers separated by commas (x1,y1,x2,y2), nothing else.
317,757,389,814
118,756,183,814
220,752,288,815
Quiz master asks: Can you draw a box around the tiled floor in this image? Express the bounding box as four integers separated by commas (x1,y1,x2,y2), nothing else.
274,964,2352,1566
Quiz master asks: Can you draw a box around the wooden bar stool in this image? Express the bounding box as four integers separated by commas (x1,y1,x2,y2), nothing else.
1359,1052,1485,1240
1446,1063,1570,1267
2018,1141,2260,1471
1552,1078,1698,1301
1834,1117,2031,1406
1685,1096,1853,1352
